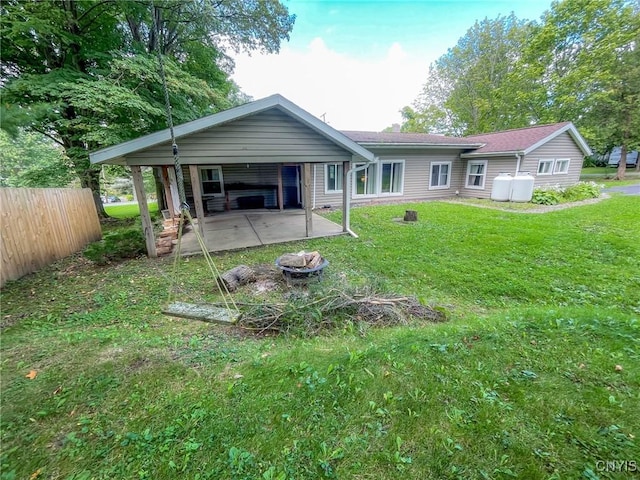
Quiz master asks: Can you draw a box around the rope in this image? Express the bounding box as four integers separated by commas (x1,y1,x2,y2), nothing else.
151,0,188,211
151,0,238,314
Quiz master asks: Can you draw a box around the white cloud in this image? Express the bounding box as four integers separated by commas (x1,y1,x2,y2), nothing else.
231,38,430,131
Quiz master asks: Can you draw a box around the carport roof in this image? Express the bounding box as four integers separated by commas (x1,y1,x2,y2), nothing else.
89,94,375,165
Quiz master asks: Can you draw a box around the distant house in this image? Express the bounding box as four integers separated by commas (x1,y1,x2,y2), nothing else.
89,94,591,251
607,147,639,167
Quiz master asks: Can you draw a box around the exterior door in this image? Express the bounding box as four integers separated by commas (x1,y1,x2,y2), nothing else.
281,165,301,208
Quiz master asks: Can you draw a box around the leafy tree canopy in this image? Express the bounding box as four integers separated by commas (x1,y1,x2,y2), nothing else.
0,129,75,188
0,0,295,214
402,0,640,179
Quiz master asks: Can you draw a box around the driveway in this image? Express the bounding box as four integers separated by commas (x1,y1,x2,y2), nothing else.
603,183,640,196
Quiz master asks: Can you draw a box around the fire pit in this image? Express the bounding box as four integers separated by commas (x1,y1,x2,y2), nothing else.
275,251,329,285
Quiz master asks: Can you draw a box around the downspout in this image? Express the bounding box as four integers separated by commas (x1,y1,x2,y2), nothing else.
344,157,378,238
515,153,522,174
313,164,317,210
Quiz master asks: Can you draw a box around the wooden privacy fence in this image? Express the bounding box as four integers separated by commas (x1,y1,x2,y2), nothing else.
0,188,102,287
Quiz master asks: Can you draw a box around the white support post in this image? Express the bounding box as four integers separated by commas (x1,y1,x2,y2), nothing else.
303,163,313,237
342,160,350,232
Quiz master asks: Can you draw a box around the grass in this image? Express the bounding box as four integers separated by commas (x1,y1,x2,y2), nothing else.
2,195,639,479
581,166,640,184
104,201,158,219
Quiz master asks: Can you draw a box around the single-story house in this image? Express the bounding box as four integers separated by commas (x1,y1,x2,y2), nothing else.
90,94,591,256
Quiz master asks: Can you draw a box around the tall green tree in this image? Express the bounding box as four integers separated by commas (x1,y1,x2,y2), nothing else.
403,14,532,135
519,0,640,179
1,0,295,216
0,130,75,188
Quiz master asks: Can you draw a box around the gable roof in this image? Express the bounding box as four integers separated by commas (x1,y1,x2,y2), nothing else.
462,122,592,157
342,130,482,148
90,94,375,164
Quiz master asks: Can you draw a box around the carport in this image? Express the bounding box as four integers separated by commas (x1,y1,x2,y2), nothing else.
89,94,376,256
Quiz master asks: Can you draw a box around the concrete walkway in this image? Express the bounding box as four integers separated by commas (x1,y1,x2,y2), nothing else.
178,210,345,255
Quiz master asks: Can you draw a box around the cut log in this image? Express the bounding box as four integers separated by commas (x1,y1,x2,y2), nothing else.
306,252,323,269
217,265,255,292
404,210,418,222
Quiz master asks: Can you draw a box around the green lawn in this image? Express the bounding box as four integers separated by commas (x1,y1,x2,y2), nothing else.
581,166,640,185
1,196,639,479
104,201,158,219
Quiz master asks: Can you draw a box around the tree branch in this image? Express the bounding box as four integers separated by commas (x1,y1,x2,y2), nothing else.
30,127,65,147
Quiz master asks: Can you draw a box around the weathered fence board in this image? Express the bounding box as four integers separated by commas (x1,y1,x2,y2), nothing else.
0,188,102,287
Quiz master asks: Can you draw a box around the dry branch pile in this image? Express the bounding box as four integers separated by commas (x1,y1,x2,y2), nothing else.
239,286,447,335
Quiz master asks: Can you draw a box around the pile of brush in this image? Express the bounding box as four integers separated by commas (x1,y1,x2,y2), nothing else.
238,285,447,336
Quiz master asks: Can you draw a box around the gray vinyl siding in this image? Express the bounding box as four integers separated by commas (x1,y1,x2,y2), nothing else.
183,164,280,212
314,163,344,208
521,131,584,187
126,110,352,166
315,147,466,204
313,149,465,207
459,157,517,199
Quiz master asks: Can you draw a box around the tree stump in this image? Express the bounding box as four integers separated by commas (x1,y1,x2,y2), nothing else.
404,210,418,222
217,265,255,292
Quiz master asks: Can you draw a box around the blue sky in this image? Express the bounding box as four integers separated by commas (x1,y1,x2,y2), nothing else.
232,0,552,131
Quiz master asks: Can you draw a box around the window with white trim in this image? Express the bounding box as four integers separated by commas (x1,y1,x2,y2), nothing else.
325,164,343,193
354,163,377,196
380,160,404,195
537,159,554,175
430,161,451,189
554,158,570,174
199,166,224,196
466,160,488,189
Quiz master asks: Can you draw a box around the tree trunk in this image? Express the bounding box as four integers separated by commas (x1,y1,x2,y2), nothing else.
65,138,108,218
614,144,627,181
81,164,108,218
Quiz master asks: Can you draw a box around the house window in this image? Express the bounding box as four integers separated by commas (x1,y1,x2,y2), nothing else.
199,166,224,196
466,160,487,189
554,158,570,174
325,164,343,193
537,159,554,175
354,163,377,196
430,162,451,189
380,160,404,195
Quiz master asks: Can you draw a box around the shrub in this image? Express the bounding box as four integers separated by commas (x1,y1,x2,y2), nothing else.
531,182,602,205
83,226,147,265
531,187,562,205
562,181,602,201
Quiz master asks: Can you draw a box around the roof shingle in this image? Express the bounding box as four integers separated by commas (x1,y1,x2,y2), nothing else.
340,130,481,146
463,122,573,154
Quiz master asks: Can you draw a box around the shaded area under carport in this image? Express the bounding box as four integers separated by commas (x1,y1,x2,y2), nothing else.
178,210,345,255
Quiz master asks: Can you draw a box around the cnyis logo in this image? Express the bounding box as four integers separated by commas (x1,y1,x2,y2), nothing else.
595,460,637,472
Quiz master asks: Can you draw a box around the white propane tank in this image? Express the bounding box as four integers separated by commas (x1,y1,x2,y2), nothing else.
490,173,513,202
510,172,535,202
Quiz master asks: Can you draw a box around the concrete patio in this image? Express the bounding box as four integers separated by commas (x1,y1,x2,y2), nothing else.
177,210,346,255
